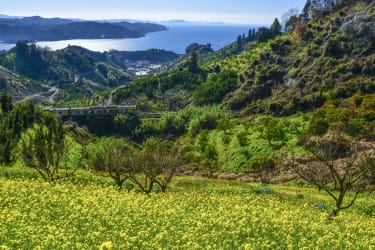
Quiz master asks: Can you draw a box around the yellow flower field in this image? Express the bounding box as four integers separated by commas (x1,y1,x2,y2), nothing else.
0,177,374,249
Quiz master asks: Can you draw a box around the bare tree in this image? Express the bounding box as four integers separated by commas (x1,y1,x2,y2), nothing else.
282,8,300,24
281,8,300,31
88,137,181,193
252,157,276,184
103,138,133,188
134,138,182,193
87,137,136,188
292,131,375,217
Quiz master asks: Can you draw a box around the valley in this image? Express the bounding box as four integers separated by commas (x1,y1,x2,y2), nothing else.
0,0,374,249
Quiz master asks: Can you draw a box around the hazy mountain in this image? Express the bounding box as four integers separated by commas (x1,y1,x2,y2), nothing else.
0,16,167,43
0,14,22,19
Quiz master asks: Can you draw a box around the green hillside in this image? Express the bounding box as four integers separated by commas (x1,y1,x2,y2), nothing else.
0,43,179,104
113,1,375,116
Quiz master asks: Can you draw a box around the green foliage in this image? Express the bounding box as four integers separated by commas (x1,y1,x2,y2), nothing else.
308,94,375,137
0,43,134,101
0,93,13,115
270,18,282,37
86,137,133,187
256,116,287,147
114,113,141,137
19,121,82,183
256,27,273,42
252,185,277,196
113,69,207,108
193,70,238,105
0,101,42,164
107,49,178,65
197,130,210,154
186,52,199,73
201,143,219,177
14,41,47,79
185,43,213,54
134,105,227,141
171,113,309,174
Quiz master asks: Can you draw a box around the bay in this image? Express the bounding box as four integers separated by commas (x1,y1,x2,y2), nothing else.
0,24,254,54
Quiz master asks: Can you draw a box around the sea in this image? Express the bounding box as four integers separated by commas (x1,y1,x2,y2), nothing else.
0,23,255,54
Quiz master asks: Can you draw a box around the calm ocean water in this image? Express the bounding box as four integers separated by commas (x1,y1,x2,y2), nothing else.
0,24,254,54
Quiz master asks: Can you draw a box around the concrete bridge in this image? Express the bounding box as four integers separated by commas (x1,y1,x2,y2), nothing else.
43,105,137,119
43,105,161,120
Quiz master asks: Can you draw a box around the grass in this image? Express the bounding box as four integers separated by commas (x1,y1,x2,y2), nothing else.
203,113,310,173
0,166,374,249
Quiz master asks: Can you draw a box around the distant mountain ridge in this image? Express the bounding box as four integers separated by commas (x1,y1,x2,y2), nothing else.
0,15,167,43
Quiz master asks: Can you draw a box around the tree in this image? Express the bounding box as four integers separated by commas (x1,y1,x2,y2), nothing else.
292,131,375,218
270,18,282,37
256,27,273,42
0,101,42,165
114,113,141,137
236,35,243,52
187,52,199,72
303,0,312,20
102,138,134,188
201,143,219,177
281,8,300,32
0,93,13,115
0,76,8,91
197,130,219,177
90,137,182,193
294,22,307,36
257,116,286,147
247,28,256,41
193,70,238,105
20,120,82,183
134,138,182,193
87,137,136,188
14,41,46,79
252,157,276,184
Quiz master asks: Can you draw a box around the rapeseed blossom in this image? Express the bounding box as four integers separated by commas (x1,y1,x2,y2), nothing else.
0,177,374,249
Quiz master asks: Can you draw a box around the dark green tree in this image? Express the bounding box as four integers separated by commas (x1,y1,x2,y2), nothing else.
187,52,199,72
201,143,219,177
270,18,282,36
0,101,41,165
0,93,13,115
257,116,286,147
256,27,273,42
247,28,256,41
193,70,238,105
0,76,7,91
303,0,312,20
114,113,141,137
236,35,243,51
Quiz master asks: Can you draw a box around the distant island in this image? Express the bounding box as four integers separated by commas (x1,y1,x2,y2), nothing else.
0,15,167,43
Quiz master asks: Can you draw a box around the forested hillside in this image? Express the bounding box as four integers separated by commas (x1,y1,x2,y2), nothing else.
113,0,375,116
0,43,179,104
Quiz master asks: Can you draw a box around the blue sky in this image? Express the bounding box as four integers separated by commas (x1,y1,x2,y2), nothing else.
1,0,307,24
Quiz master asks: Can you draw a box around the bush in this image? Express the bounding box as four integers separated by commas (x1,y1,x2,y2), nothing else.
193,70,238,105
